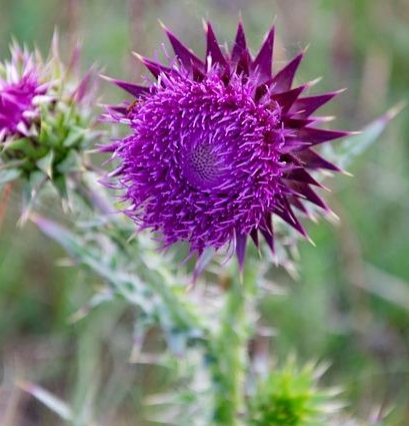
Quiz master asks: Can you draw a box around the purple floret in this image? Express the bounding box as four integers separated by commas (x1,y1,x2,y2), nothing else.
104,21,348,268
0,48,46,141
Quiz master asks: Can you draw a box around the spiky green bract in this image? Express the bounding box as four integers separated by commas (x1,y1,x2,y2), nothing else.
0,35,100,209
249,359,343,426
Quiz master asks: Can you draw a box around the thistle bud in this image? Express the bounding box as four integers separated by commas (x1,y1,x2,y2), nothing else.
0,34,100,206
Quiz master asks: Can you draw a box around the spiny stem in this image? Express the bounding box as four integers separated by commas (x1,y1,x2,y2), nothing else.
210,262,257,425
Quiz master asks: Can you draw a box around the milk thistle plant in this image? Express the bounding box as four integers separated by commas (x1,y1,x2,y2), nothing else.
1,20,398,426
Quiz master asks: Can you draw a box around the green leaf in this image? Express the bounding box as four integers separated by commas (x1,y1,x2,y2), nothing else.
0,168,21,185
31,215,203,347
38,118,59,148
165,329,189,356
63,126,86,148
36,150,54,178
31,214,155,310
326,102,405,170
2,137,30,152
56,149,82,173
68,289,114,323
53,174,69,201
0,159,26,170
19,171,47,224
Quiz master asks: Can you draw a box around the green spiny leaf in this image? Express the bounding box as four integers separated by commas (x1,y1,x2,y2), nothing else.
324,102,405,170
36,149,54,178
0,168,21,185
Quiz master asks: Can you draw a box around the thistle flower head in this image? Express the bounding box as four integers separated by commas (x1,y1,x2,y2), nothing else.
0,44,48,142
0,35,100,205
104,21,348,268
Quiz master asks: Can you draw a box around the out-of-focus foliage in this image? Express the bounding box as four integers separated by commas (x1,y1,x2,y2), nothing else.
0,0,408,425
249,359,343,426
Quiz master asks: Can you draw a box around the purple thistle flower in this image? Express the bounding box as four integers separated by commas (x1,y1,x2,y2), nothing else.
104,21,349,269
0,35,101,208
0,37,105,227
0,45,48,142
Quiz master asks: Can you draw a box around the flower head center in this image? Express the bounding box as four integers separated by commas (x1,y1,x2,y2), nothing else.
182,136,224,190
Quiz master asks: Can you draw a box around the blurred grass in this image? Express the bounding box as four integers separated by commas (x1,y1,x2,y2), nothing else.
1,0,409,424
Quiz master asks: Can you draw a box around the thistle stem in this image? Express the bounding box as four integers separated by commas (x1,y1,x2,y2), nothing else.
210,262,257,425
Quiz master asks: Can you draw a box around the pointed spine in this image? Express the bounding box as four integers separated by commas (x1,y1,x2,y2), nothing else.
231,20,248,63
272,51,304,93
100,75,149,97
274,196,308,238
205,22,229,68
271,85,306,113
288,182,331,212
161,23,204,71
291,89,345,118
295,149,344,172
295,128,350,145
252,26,275,81
235,231,247,273
133,53,172,79
259,213,275,254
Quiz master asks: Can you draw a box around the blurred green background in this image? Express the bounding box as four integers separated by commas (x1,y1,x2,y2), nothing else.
0,0,408,424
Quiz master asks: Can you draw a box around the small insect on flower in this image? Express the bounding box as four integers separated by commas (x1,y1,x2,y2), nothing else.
103,21,349,270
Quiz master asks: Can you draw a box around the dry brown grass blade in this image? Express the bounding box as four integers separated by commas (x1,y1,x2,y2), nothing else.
0,183,12,236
